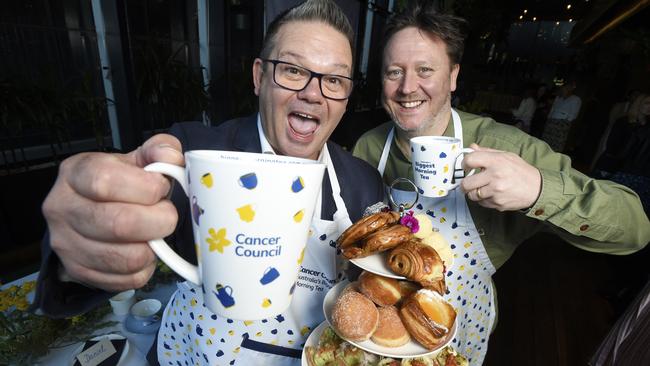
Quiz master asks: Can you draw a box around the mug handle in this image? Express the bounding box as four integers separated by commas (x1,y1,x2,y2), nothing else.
144,162,202,286
449,148,477,189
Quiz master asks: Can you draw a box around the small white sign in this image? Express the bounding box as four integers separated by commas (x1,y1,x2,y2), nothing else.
76,337,117,366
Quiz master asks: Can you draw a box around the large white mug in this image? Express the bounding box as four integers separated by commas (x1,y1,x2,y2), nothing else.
145,150,325,320
409,136,476,197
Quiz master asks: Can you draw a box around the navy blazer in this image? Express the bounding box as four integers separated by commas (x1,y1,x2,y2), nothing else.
33,115,383,318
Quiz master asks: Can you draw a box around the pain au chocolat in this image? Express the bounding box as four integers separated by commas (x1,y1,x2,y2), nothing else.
400,289,457,350
337,211,411,259
387,240,446,293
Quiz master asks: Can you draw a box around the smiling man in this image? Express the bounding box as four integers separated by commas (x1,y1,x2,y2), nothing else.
353,3,649,364
34,1,384,365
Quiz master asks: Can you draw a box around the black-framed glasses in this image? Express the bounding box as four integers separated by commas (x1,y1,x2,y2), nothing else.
261,59,354,101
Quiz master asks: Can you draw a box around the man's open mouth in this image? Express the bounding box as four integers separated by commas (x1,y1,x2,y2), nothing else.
288,111,320,139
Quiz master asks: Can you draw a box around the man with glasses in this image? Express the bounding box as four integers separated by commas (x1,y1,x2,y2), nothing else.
34,1,383,364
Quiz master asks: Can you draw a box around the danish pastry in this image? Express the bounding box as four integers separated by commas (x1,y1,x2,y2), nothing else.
400,289,456,350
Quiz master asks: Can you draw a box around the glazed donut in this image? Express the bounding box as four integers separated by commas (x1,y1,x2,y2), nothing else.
400,289,456,350
371,306,410,347
331,290,378,342
358,271,402,306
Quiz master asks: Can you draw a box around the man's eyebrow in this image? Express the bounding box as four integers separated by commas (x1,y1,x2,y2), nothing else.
277,51,351,73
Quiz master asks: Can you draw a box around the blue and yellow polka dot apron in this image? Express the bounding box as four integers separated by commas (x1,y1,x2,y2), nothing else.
157,141,353,366
377,109,497,365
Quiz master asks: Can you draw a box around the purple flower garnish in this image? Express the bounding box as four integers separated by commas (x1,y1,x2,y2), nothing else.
400,210,419,233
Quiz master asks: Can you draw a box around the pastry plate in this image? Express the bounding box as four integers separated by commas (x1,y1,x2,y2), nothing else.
322,281,456,358
350,253,405,279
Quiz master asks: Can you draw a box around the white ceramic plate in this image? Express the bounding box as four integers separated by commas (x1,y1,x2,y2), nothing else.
323,281,456,358
70,334,131,366
350,253,405,279
301,321,328,366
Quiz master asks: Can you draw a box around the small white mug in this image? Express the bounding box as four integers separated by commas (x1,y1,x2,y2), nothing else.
410,136,476,197
108,289,136,316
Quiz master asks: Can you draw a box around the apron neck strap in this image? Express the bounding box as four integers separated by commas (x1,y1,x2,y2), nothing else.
314,145,352,226
377,127,395,176
449,109,469,226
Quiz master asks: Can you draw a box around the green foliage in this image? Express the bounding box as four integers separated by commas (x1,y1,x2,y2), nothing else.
0,281,117,366
134,41,211,130
0,307,117,366
1,69,113,169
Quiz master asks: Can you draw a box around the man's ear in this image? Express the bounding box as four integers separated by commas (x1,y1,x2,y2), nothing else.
253,58,263,96
450,64,460,92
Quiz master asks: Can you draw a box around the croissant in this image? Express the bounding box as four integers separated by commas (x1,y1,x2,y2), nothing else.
400,289,456,350
361,224,412,253
387,240,446,292
337,211,400,249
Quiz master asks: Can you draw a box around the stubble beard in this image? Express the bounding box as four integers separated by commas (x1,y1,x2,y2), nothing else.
392,94,452,138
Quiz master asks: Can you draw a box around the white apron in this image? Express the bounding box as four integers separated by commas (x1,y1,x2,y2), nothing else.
378,110,497,365
157,122,352,366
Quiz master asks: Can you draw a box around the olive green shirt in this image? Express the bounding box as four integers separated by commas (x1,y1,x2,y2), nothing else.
353,110,650,270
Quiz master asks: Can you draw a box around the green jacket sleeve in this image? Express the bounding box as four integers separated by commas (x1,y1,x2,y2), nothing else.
475,120,650,255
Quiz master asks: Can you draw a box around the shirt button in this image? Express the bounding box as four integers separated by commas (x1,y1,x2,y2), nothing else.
580,224,589,231
534,209,545,216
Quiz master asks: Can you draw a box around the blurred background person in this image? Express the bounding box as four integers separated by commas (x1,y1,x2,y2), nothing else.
511,85,537,133
542,78,582,152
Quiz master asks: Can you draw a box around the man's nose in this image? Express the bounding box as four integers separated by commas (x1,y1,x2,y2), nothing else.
297,76,324,103
398,72,419,95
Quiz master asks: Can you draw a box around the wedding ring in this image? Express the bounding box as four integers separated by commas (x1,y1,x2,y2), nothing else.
476,187,483,200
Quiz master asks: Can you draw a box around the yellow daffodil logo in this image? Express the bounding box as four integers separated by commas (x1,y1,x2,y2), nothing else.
207,228,231,253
